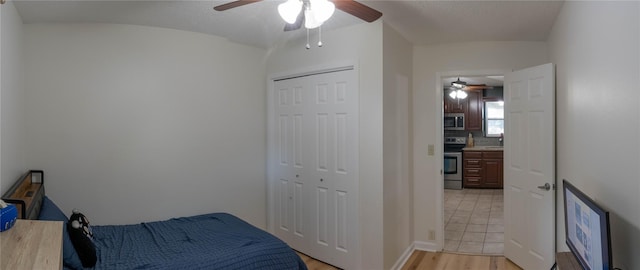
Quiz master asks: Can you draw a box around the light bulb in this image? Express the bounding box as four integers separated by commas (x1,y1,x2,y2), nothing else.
304,0,334,29
457,90,468,99
278,0,302,24
304,9,321,29
311,0,334,23
449,91,457,99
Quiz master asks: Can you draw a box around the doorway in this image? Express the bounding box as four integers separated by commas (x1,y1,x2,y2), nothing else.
437,64,556,269
440,73,506,255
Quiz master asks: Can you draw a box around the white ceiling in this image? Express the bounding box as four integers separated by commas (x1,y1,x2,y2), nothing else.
12,0,565,49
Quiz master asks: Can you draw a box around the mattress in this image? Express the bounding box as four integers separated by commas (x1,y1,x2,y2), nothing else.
90,213,306,270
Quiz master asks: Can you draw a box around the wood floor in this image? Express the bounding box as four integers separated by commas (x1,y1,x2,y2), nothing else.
297,252,339,270
299,250,523,270
400,251,522,270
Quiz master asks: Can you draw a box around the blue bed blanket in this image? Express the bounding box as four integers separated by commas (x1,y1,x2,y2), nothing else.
90,213,307,270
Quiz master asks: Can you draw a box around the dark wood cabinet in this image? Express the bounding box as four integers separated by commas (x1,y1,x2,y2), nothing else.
463,151,483,188
444,94,466,113
463,150,503,188
444,89,482,131
482,151,503,188
465,90,482,131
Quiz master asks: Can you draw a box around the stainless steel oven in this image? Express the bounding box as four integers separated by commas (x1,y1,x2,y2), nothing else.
444,136,466,190
444,152,462,189
444,113,465,130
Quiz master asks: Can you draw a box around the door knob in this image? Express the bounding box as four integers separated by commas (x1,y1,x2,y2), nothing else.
537,183,551,191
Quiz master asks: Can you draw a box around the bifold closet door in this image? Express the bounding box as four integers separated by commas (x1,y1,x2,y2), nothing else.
272,69,358,269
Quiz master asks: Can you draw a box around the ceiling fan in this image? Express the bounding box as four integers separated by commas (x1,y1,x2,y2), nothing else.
213,0,383,32
449,78,494,91
464,84,494,90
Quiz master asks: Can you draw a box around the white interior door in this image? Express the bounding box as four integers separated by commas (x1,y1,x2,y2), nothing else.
272,77,312,252
504,63,555,270
272,69,358,269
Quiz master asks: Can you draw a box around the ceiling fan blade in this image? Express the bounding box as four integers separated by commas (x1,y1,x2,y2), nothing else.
213,0,263,11
465,85,494,90
333,0,382,23
284,10,305,31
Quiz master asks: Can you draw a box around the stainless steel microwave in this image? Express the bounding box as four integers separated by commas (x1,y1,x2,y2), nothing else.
444,113,465,130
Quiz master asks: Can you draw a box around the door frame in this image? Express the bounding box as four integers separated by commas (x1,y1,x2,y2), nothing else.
266,62,361,269
435,69,510,250
267,62,357,233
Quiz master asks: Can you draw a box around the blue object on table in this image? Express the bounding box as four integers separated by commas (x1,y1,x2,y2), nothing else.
0,204,18,232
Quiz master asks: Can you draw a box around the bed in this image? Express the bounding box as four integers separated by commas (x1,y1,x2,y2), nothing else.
2,170,307,270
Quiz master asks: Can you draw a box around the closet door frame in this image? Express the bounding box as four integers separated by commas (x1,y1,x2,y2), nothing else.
267,63,359,269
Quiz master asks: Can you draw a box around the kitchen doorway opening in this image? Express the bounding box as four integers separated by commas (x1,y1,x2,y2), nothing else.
438,72,506,256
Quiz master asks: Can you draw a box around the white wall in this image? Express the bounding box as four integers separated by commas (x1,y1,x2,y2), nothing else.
0,1,26,194
548,2,640,269
23,24,268,227
382,23,413,270
412,41,549,245
266,22,384,270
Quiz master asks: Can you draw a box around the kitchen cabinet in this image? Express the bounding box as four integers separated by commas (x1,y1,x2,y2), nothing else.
463,151,483,187
465,90,482,131
444,94,466,113
463,150,503,188
444,90,482,131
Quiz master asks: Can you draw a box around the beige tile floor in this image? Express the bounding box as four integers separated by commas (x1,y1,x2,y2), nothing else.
444,188,504,255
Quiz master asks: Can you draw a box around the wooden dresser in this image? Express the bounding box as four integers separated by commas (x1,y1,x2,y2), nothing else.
0,219,63,270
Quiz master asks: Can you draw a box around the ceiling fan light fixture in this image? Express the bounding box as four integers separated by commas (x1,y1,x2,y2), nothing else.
449,89,467,99
304,0,335,29
278,0,302,24
456,89,467,99
452,77,467,89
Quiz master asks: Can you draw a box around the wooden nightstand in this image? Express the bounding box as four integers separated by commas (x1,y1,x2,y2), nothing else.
1,219,63,270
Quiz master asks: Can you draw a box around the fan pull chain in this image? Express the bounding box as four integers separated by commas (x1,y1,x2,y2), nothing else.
317,26,323,47
306,28,311,50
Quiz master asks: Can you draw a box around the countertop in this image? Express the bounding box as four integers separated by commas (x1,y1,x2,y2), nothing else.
462,146,504,151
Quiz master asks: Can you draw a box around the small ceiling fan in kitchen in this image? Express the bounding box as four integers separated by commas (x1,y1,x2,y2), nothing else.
448,77,494,99
213,0,382,48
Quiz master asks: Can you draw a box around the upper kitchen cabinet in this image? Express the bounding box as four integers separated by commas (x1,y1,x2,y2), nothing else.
444,88,482,131
465,90,482,131
444,93,466,113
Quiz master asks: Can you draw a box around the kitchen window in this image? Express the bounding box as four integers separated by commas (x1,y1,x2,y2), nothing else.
485,101,504,137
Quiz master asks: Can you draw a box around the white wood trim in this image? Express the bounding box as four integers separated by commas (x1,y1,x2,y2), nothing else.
269,61,357,82
435,69,510,251
266,63,360,269
390,242,416,270
414,240,439,252
272,66,355,81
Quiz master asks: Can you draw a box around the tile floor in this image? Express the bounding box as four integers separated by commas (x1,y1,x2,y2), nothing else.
444,188,504,255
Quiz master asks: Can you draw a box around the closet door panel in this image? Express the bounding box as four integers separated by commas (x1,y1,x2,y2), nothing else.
272,68,358,269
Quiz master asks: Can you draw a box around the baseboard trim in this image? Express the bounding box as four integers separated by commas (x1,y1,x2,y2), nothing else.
390,242,415,270
390,241,440,270
413,240,439,252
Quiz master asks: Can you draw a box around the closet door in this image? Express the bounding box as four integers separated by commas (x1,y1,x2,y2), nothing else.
272,69,358,269
273,77,312,253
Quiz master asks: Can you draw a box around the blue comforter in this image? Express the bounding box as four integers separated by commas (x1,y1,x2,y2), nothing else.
90,213,306,270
